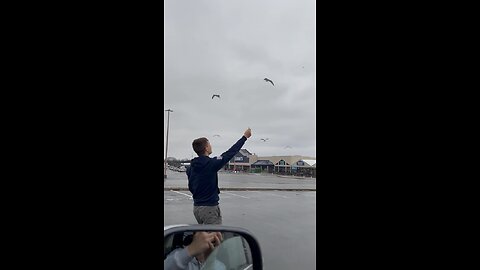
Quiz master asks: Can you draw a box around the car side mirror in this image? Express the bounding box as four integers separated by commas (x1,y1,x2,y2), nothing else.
164,225,263,270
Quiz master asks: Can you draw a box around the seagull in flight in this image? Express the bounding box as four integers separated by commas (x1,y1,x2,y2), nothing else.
212,94,220,99
264,78,274,86
213,134,221,137
260,138,269,142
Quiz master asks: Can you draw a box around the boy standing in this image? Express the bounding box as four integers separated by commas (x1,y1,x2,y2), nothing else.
187,128,252,224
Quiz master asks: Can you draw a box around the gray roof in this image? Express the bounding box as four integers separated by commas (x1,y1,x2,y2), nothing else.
251,160,274,166
239,149,252,156
302,159,316,167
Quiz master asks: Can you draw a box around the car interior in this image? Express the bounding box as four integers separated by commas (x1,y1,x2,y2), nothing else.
165,231,253,270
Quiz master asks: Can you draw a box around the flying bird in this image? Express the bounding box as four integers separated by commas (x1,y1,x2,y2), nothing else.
213,134,221,137
260,138,269,142
212,94,220,99
264,78,274,86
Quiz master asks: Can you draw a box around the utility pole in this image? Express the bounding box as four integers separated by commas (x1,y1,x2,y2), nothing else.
164,109,173,179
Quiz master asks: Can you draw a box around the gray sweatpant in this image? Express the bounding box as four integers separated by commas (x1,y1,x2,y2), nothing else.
193,205,222,224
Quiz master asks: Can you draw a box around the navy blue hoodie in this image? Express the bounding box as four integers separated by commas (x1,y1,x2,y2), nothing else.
186,136,247,206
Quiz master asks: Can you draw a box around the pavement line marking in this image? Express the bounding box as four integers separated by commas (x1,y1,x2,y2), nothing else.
222,191,250,199
265,193,290,199
246,190,289,198
170,190,192,198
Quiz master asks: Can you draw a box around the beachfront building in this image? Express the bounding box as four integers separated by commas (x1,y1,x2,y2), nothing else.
256,155,315,175
224,150,316,177
250,160,275,173
225,149,258,172
291,159,316,177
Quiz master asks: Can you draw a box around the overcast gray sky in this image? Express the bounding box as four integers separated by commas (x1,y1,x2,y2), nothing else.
164,0,316,160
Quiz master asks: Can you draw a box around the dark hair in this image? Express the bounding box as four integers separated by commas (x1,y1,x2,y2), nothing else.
183,232,194,246
192,137,209,156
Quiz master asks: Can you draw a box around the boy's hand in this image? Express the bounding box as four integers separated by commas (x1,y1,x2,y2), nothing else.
244,128,252,138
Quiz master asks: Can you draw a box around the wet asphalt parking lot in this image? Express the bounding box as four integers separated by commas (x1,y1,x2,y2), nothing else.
164,171,316,270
